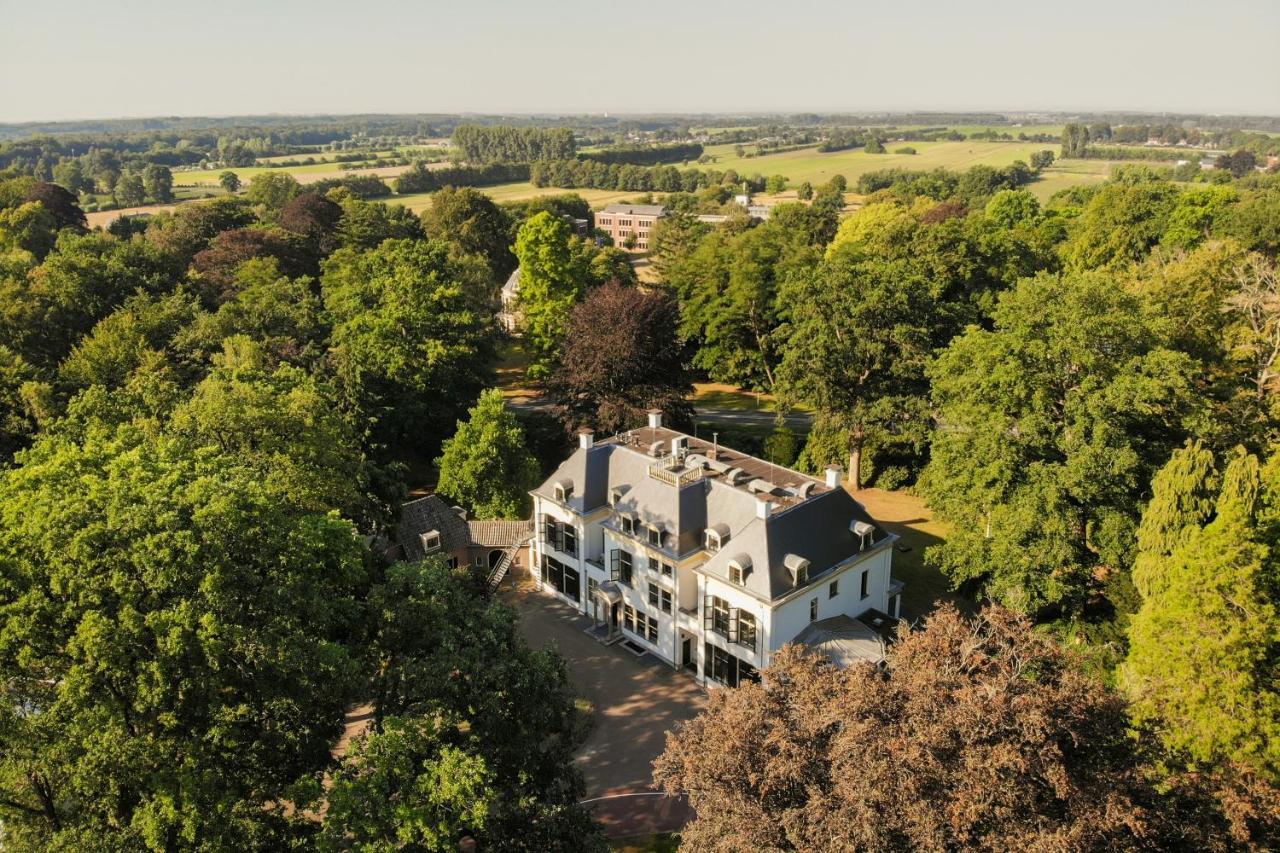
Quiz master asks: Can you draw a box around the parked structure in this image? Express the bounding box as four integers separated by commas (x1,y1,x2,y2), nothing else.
529,412,903,687
594,203,665,252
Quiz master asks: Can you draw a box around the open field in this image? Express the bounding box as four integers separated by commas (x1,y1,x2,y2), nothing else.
174,160,423,187
696,139,1131,202
395,183,642,213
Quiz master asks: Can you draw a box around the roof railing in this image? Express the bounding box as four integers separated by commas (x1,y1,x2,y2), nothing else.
647,464,703,488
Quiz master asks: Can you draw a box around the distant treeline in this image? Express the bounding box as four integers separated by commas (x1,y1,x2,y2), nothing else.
306,174,393,199
855,162,1038,202
393,161,530,194
452,125,576,164
580,142,703,166
531,159,765,193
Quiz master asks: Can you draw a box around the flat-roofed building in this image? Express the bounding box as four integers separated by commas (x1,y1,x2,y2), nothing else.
594,203,665,252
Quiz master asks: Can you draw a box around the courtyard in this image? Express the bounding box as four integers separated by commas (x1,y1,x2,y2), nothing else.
500,573,706,836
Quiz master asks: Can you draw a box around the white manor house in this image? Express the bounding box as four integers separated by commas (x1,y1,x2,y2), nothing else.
530,411,904,688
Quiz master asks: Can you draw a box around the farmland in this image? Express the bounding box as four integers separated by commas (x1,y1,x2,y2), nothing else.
694,139,1126,200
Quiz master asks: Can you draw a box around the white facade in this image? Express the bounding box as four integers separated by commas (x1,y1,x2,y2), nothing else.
528,420,902,687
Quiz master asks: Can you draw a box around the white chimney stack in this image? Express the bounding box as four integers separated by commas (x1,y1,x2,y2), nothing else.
756,497,773,519
825,466,842,489
578,428,594,450
647,409,663,429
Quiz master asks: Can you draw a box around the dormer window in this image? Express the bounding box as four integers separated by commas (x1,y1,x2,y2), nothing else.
553,479,574,503
704,523,730,552
420,530,441,554
620,515,636,536
609,486,628,506
784,553,810,587
647,525,663,548
728,555,752,586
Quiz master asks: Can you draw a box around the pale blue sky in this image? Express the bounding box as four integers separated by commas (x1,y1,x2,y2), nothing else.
1,0,1277,122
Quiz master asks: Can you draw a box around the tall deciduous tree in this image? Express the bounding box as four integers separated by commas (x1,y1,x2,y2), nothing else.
920,271,1205,615
777,250,934,489
0,424,366,849
436,388,539,519
545,281,692,433
512,212,582,374
655,606,1189,851
421,185,516,280
321,238,494,462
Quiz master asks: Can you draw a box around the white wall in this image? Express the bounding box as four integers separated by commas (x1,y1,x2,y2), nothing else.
766,548,893,666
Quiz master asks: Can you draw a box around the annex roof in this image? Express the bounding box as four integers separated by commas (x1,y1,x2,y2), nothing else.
793,614,887,667
467,519,534,548
396,495,471,561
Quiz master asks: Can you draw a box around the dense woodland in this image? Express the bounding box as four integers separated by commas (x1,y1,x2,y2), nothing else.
0,110,1279,848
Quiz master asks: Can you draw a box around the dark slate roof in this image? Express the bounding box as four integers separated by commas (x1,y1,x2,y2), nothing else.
396,495,471,561
468,519,534,548
532,428,893,602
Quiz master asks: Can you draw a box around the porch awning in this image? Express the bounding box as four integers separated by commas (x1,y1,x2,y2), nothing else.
594,580,623,605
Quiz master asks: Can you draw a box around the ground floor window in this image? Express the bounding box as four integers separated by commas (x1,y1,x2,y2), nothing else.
541,555,580,603
705,642,760,688
623,604,658,644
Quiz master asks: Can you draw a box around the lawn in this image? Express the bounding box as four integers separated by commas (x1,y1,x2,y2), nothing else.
849,487,968,620
173,158,415,187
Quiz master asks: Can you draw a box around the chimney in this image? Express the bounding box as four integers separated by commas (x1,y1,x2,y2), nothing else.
756,497,773,519
647,409,663,429
578,428,594,450
825,466,842,489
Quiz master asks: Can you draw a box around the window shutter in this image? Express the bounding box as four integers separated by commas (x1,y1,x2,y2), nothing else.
610,550,620,581
728,608,739,643
703,595,713,630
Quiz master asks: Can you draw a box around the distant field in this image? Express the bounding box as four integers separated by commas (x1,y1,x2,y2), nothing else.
174,159,423,187
395,183,642,213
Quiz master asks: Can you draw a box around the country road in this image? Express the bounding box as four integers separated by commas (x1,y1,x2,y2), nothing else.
506,395,812,431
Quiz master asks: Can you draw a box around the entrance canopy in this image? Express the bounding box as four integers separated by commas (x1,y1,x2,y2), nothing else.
594,580,624,605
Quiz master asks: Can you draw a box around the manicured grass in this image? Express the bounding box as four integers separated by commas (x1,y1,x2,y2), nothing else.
692,382,811,414
494,337,537,398
848,487,970,620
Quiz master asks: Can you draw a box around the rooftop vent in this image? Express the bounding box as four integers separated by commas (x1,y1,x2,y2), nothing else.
685,452,709,470
452,505,468,519
648,440,665,457
726,467,750,485
748,479,778,495
789,482,816,499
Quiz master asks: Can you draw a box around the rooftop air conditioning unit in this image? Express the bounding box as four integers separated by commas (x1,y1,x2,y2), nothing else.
648,441,665,457
748,479,777,495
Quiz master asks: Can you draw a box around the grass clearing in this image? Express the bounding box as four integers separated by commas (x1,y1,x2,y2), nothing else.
849,487,967,620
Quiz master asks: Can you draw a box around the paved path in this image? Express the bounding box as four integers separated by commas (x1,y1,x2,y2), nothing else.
500,575,705,836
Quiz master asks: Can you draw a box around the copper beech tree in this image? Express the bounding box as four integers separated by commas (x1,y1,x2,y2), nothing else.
654,605,1207,852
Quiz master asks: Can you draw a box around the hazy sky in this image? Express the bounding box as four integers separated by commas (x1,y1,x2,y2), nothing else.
2,0,1278,122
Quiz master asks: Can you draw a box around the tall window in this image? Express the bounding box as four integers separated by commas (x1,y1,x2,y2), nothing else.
562,524,577,557
541,555,580,603
736,612,757,652
809,597,818,622
611,549,633,586
829,579,839,599
705,595,732,637
860,569,869,599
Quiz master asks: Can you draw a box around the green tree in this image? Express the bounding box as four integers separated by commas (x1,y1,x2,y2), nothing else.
219,170,242,193
1062,175,1180,270
764,173,788,194
142,164,173,203
920,271,1205,615
321,559,604,851
864,136,885,154
421,186,516,280
778,250,935,489
321,238,494,461
246,171,301,219
1122,445,1280,844
0,423,366,849
796,180,814,200
512,212,582,374
115,172,145,207
436,388,539,519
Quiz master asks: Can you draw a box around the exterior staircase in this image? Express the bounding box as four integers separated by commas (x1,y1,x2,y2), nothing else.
486,550,514,595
